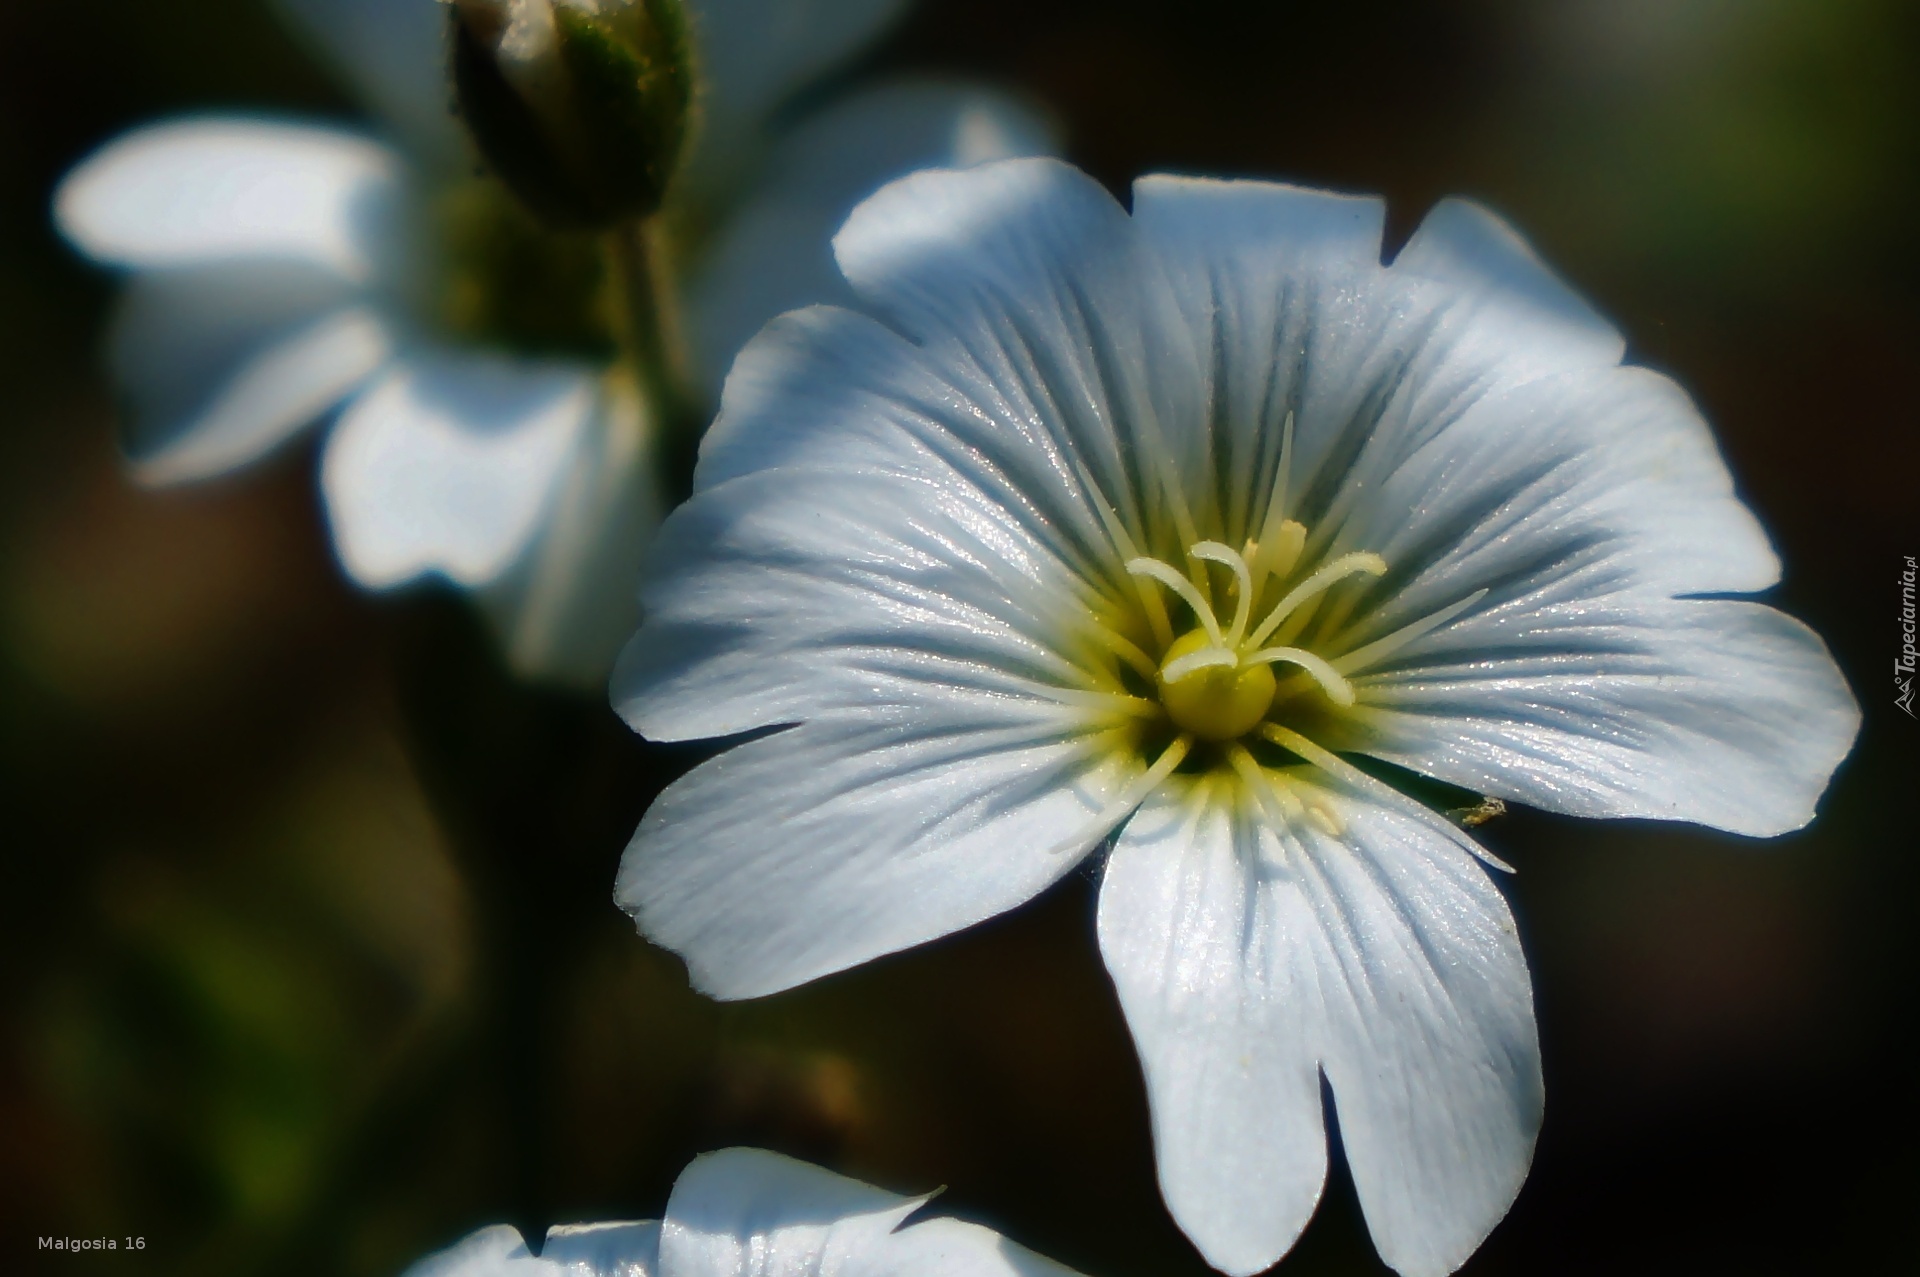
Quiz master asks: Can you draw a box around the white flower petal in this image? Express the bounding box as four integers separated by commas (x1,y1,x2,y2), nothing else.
1349,596,1860,837
632,164,1235,745
1124,175,1850,838
321,352,598,589
659,1148,1079,1277
1129,177,1627,552
1390,196,1623,369
687,79,1057,396
55,118,406,284
1298,788,1539,1277
478,383,666,689
624,306,1137,741
1342,364,1780,613
1098,779,1539,1277
1095,781,1329,1277
619,707,1123,999
683,0,909,190
108,264,391,485
409,1154,1079,1277
541,1221,662,1277
270,0,466,164
860,1217,1082,1277
1129,176,1389,546
832,159,1204,505
402,1221,659,1277
659,1148,921,1277
402,1224,548,1277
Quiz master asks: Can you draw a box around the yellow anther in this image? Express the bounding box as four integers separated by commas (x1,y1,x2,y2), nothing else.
1247,518,1307,593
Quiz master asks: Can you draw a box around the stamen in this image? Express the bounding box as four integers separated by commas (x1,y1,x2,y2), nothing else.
1246,411,1297,591
1259,722,1514,872
1084,624,1161,683
1020,684,1165,720
1189,541,1253,646
1330,588,1490,675
1075,458,1173,649
1225,743,1292,835
1129,405,1204,554
1241,645,1357,705
1263,588,1324,651
1159,645,1239,685
1247,519,1307,595
1310,587,1365,648
1128,558,1223,647
1244,551,1388,649
1046,733,1193,857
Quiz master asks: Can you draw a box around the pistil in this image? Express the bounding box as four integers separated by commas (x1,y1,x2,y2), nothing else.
1157,630,1277,740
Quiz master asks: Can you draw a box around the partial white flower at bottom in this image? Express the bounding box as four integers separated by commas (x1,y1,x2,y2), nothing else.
612,158,1861,1275
403,1147,1084,1277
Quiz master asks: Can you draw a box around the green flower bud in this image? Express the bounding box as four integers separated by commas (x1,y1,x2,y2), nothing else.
449,0,693,229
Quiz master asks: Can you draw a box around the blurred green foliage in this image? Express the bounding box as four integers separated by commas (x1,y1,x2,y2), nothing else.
433,180,616,358
1,2,1914,1276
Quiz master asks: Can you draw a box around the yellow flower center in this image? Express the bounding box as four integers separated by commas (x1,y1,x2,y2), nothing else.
1156,628,1276,741
1120,531,1387,747
1043,519,1401,858
1042,423,1496,861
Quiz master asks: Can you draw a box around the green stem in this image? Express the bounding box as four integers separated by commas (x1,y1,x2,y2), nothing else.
605,217,695,438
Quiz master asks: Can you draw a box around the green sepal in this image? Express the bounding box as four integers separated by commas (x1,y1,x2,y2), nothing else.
554,3,692,224
451,0,694,230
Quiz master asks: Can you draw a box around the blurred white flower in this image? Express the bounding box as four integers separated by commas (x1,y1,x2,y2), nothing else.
611,158,1860,1276
403,1146,1084,1277
53,0,1051,685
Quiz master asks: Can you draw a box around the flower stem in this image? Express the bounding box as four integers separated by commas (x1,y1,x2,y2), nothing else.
605,216,695,437
386,597,656,1242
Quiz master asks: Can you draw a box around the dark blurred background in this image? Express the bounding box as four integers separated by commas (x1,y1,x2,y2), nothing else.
2,1,1915,1274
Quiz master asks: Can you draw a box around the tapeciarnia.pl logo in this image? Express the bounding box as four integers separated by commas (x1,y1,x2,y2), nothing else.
1898,555,1917,718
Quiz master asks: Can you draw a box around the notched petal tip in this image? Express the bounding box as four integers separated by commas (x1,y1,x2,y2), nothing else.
399,1223,540,1277
1393,196,1623,360
1130,172,1389,267
539,1219,662,1275
320,353,598,591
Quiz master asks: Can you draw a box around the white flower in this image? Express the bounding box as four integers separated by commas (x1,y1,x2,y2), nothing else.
52,0,1051,685
611,158,1860,1276
402,1147,1084,1277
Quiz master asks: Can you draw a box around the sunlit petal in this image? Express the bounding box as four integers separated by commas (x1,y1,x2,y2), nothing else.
479,381,666,689
687,79,1056,395
321,351,597,589
109,264,390,485
1096,782,1329,1277
55,117,406,284
618,708,1125,1000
